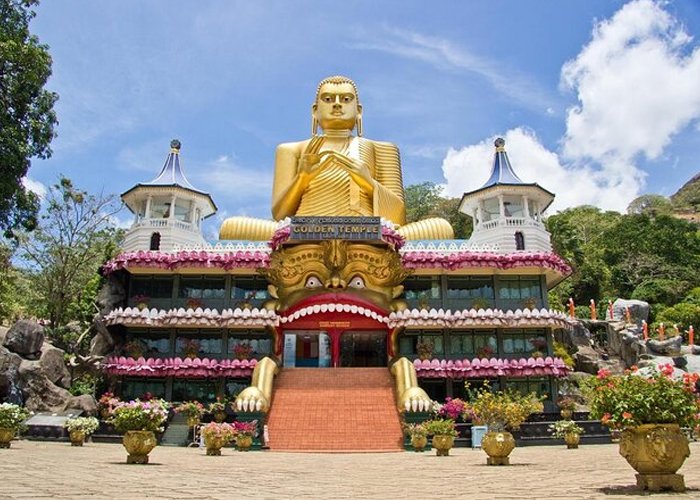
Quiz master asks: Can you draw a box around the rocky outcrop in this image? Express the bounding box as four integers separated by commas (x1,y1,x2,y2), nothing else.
0,319,96,414
39,344,72,389
647,336,683,356
3,320,45,359
96,274,126,316
89,318,115,357
612,299,649,326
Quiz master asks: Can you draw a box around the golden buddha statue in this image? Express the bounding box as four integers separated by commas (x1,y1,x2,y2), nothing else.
219,76,453,241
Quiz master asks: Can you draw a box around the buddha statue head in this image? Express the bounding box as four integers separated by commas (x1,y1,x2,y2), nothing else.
312,75,363,136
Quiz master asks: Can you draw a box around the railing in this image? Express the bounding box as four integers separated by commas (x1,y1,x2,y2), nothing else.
480,217,544,230
133,218,193,231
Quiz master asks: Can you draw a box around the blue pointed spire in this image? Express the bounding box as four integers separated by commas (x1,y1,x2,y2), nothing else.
146,139,199,191
481,138,525,188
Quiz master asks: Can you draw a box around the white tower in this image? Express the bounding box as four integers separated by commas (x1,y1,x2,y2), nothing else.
120,139,217,252
459,138,554,253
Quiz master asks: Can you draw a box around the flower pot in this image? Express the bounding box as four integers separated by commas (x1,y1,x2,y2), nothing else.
69,430,86,447
564,432,580,449
482,431,516,465
410,434,428,452
186,417,200,428
204,435,227,456
619,424,690,492
431,435,454,456
122,430,157,464
236,434,253,451
214,411,226,423
560,409,573,419
0,427,15,449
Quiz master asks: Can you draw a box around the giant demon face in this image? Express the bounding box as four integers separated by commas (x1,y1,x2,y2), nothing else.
260,240,411,313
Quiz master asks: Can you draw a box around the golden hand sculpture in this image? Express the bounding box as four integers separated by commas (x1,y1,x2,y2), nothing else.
219,76,453,241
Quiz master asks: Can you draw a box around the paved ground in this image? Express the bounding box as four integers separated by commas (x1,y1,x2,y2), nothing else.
2,440,700,499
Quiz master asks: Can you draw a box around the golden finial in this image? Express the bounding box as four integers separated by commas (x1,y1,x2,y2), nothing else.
170,139,181,154
495,137,506,152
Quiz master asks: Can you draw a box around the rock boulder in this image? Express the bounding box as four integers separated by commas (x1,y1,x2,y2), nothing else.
612,299,650,326
647,336,683,356
39,344,72,389
3,320,45,358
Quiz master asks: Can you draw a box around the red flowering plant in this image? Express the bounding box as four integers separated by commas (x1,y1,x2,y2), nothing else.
583,365,700,429
437,398,467,421
232,420,258,438
98,392,120,418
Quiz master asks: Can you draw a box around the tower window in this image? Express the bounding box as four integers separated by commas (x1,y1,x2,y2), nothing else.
515,231,525,250
150,232,161,251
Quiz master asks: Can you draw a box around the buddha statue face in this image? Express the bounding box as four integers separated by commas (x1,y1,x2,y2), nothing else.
313,80,362,133
260,240,410,313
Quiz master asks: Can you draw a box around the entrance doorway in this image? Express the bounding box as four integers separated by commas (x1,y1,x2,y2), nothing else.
339,331,387,367
283,331,331,368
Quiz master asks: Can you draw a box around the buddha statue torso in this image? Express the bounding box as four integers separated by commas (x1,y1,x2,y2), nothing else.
219,76,453,241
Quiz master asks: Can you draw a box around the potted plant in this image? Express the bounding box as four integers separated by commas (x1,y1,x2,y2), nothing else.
416,337,434,361
403,423,428,452
0,403,29,449
182,339,200,359
233,343,253,361
583,365,700,492
423,418,458,456
208,399,228,423
108,399,169,464
123,340,144,359
465,382,543,465
132,294,150,310
438,398,467,421
549,420,584,449
175,400,205,428
232,420,258,451
556,396,577,419
98,392,120,420
201,422,235,456
64,416,99,446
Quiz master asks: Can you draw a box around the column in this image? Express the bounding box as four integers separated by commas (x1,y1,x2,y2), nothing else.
498,195,505,218
169,194,177,220
522,195,530,219
188,200,195,225
145,195,152,219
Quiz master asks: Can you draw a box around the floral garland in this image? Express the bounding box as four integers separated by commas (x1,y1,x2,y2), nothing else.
400,250,571,274
102,356,257,378
414,356,571,379
101,249,270,275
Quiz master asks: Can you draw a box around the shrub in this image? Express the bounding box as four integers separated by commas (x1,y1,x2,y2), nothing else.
549,420,583,438
423,418,458,437
65,416,99,435
108,399,169,433
0,403,29,430
465,382,544,432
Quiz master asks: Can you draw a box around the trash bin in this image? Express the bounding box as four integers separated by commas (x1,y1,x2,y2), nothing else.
471,425,488,449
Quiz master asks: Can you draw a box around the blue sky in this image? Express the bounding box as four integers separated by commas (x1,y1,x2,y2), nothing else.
26,0,700,238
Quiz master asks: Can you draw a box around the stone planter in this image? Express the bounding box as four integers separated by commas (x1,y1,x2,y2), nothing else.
482,431,516,465
431,435,454,457
69,430,86,447
564,432,580,449
560,409,573,419
410,434,428,452
619,424,690,492
214,412,226,423
122,430,157,464
204,435,227,456
0,427,15,449
236,434,253,451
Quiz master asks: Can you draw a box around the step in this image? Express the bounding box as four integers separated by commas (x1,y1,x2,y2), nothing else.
266,368,403,452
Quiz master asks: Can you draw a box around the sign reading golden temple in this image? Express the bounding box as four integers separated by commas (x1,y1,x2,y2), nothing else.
289,216,381,241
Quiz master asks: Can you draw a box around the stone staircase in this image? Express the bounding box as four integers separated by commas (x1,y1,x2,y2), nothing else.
266,367,403,452
160,413,191,447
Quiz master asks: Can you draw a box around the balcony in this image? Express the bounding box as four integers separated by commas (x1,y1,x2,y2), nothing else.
480,217,544,230
133,217,194,232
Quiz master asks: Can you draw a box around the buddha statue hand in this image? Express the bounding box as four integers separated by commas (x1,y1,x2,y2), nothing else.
297,135,325,188
321,150,375,195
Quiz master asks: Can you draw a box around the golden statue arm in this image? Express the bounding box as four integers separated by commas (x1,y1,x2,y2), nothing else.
272,143,306,221
390,357,432,411
234,357,279,413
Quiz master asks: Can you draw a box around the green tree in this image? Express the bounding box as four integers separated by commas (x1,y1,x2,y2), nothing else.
626,195,674,217
18,177,122,350
0,0,58,237
404,182,472,239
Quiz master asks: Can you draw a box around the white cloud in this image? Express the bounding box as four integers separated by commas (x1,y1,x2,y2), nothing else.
561,0,700,163
442,128,641,213
22,177,48,199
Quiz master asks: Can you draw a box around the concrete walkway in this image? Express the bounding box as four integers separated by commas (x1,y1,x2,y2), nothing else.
1,440,700,499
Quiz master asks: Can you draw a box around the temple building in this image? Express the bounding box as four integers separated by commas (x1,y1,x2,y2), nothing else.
99,76,573,450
